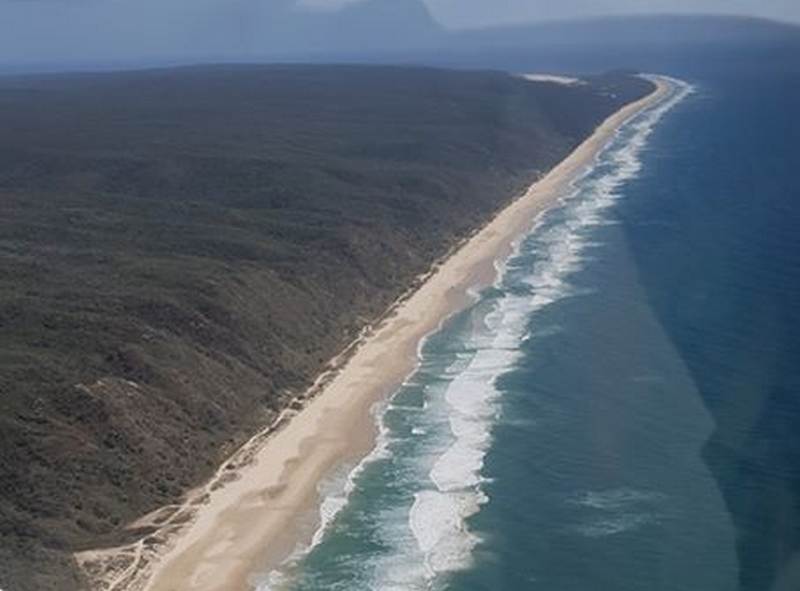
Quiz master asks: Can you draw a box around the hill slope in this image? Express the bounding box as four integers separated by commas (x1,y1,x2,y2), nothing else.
0,65,652,590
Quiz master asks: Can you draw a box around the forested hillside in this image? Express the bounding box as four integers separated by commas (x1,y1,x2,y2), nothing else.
0,64,652,590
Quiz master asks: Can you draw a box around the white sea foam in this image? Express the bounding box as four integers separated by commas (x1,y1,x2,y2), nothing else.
258,76,694,590
569,487,667,511
313,401,396,546
567,488,668,538
406,288,546,582
256,398,396,591
404,75,694,585
576,512,660,538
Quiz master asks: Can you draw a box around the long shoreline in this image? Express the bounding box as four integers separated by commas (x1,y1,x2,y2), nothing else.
77,75,672,591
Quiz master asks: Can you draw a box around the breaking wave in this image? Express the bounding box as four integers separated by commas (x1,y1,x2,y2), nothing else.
257,76,693,591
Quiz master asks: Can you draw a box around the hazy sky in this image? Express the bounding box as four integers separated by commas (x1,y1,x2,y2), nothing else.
307,0,800,28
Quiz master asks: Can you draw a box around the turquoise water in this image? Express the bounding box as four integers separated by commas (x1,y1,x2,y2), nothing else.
259,59,800,590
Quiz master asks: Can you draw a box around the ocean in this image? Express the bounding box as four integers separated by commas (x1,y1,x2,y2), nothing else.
259,54,800,591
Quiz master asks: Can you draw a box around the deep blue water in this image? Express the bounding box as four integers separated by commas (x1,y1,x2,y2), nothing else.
259,53,800,591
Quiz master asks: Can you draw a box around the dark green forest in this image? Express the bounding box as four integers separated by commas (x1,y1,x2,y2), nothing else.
0,64,651,590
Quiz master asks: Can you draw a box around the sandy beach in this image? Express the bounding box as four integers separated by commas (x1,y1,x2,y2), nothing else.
77,75,671,591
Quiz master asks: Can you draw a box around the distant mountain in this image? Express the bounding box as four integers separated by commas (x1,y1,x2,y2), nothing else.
323,0,443,51
4,7,799,74
454,14,800,50
252,13,800,75
256,0,443,57
418,14,800,76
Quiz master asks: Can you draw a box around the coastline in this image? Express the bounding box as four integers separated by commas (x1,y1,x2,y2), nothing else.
77,75,672,591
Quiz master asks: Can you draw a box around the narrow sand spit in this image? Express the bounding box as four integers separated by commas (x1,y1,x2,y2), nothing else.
522,73,584,85
77,76,671,591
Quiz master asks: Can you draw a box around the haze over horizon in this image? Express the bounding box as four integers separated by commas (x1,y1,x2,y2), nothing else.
0,0,798,68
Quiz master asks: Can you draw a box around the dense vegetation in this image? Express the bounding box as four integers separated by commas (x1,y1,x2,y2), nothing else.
0,64,652,590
